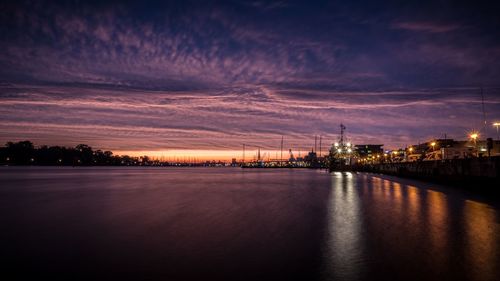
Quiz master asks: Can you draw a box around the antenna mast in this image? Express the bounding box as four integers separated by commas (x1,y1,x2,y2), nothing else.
340,123,346,145
481,87,487,134
280,136,284,163
319,135,322,157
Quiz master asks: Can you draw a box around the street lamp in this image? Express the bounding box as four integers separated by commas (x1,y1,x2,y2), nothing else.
494,122,500,140
470,132,479,157
407,147,413,162
430,142,436,151
470,133,478,142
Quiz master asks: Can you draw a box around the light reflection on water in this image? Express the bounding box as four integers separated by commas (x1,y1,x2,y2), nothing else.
427,189,448,269
0,167,499,281
320,172,499,281
464,200,499,281
322,172,363,281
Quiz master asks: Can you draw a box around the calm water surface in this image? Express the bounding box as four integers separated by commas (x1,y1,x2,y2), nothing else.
1,167,499,280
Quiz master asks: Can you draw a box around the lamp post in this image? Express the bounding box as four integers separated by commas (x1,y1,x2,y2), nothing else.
470,133,478,157
430,142,436,151
470,133,478,143
494,122,500,141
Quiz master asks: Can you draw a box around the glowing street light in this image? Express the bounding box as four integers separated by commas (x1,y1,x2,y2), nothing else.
494,122,500,140
470,132,479,157
430,142,436,151
470,133,478,141
406,147,413,161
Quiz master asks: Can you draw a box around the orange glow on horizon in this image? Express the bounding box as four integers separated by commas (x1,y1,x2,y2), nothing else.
112,149,311,161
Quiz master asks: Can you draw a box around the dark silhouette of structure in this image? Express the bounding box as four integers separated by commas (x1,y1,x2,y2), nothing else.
0,141,146,166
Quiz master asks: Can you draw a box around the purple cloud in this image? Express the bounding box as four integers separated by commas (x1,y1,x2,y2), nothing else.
1,1,500,157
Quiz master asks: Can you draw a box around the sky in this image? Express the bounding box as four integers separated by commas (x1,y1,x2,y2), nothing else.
1,0,500,160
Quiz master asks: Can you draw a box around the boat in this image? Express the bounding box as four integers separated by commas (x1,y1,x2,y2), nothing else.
327,124,356,172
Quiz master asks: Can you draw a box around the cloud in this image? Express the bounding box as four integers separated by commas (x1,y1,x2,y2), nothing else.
392,21,460,33
1,84,499,153
1,1,500,156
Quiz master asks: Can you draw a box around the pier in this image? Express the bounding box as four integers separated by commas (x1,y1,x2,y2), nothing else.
354,157,500,190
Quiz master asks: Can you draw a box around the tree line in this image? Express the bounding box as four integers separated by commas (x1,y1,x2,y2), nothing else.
0,141,150,166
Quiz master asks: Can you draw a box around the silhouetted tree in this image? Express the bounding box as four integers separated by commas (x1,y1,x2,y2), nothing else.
0,141,136,166
4,141,35,164
0,141,188,166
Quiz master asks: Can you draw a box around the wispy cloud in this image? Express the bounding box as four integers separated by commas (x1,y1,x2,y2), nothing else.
1,84,499,152
392,21,461,33
1,1,500,155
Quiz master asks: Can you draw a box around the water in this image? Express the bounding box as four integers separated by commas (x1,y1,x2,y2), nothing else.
0,167,499,281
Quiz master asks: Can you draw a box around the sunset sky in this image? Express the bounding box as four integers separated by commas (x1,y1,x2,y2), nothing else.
1,1,500,160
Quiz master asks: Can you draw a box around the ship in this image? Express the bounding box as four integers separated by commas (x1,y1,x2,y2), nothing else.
327,124,356,172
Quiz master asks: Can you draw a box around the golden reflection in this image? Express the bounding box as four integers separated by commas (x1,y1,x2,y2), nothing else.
390,182,403,220
426,190,448,265
393,182,402,201
406,185,421,224
371,176,382,190
464,200,499,280
382,179,391,198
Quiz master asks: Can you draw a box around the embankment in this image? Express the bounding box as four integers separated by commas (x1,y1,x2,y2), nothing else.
354,157,500,192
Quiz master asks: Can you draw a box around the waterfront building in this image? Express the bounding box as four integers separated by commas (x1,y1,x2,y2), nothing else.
406,138,500,161
354,144,384,159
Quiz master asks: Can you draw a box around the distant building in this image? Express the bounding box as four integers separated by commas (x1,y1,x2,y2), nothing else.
407,138,500,161
355,144,383,158
304,150,317,162
304,150,319,167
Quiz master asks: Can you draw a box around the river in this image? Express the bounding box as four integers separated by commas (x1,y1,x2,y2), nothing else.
0,167,499,280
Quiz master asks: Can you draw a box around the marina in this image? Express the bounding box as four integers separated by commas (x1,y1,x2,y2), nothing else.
2,1,500,280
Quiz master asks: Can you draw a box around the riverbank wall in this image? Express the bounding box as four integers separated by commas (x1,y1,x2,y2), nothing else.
353,157,500,191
